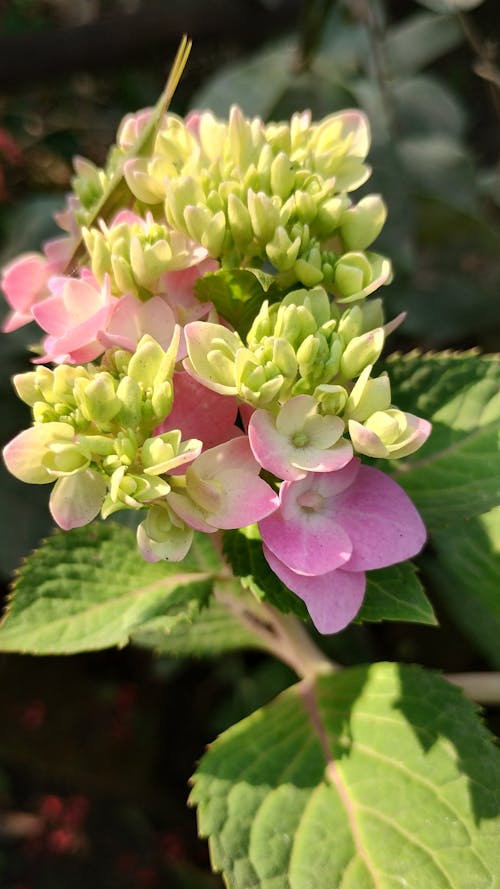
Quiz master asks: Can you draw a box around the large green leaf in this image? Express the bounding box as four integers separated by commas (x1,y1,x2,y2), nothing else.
0,523,215,654
383,351,500,528
133,584,267,657
191,662,500,889
422,506,500,668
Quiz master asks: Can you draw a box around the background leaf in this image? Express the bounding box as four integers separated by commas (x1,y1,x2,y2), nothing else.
0,523,217,654
190,41,295,118
191,662,500,889
382,351,500,528
422,506,500,668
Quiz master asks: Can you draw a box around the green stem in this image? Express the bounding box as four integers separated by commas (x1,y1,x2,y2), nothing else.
214,581,336,679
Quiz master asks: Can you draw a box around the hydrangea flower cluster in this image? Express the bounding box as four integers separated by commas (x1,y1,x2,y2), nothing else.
1,93,431,633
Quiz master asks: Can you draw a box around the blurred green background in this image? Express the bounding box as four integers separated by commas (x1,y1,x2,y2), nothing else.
0,1,499,886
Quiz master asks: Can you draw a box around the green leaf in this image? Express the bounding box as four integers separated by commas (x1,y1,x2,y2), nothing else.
383,351,500,528
223,534,435,627
414,0,485,11
423,507,500,668
191,662,500,889
195,268,282,340
398,136,478,213
386,12,463,74
0,523,215,654
359,562,436,625
223,529,309,620
133,585,267,657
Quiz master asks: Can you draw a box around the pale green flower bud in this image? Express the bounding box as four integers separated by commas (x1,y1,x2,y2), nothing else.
127,335,172,389
137,501,193,562
227,193,253,248
270,152,295,200
314,196,347,237
43,440,89,476
111,253,137,295
334,252,373,299
247,190,281,242
314,384,348,415
349,409,431,460
75,434,116,458
265,226,301,272
360,298,384,332
102,465,171,518
294,190,318,225
141,430,201,475
165,176,206,231
74,373,121,427
246,301,278,344
340,195,387,250
114,430,138,465
281,286,332,328
123,157,167,204
338,305,364,342
340,328,385,379
273,303,316,346
13,371,42,406
344,365,391,422
116,376,143,427
293,255,324,288
151,380,174,421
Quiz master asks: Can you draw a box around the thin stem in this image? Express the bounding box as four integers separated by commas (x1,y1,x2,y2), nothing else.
446,672,500,705
215,581,336,679
349,0,397,137
457,11,500,126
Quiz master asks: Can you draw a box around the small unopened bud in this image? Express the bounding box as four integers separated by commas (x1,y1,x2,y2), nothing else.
340,328,385,379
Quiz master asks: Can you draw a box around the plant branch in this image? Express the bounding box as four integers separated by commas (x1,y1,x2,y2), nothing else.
457,10,500,124
446,672,500,705
214,581,336,679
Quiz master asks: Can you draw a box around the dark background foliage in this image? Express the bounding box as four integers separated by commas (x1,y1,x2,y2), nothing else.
0,1,499,885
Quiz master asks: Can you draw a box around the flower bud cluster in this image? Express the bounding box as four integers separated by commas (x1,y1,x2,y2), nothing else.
82,213,206,298
185,287,387,408
4,334,204,523
1,97,432,632
95,105,393,297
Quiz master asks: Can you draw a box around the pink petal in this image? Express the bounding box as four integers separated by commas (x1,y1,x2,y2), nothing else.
263,545,366,633
49,469,106,529
166,490,216,533
336,465,427,571
100,293,177,353
259,480,352,575
207,469,279,529
156,372,239,450
2,252,49,313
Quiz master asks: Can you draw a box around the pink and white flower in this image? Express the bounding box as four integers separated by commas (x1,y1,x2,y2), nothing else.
259,458,426,633
33,270,116,364
167,437,279,533
248,395,353,480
